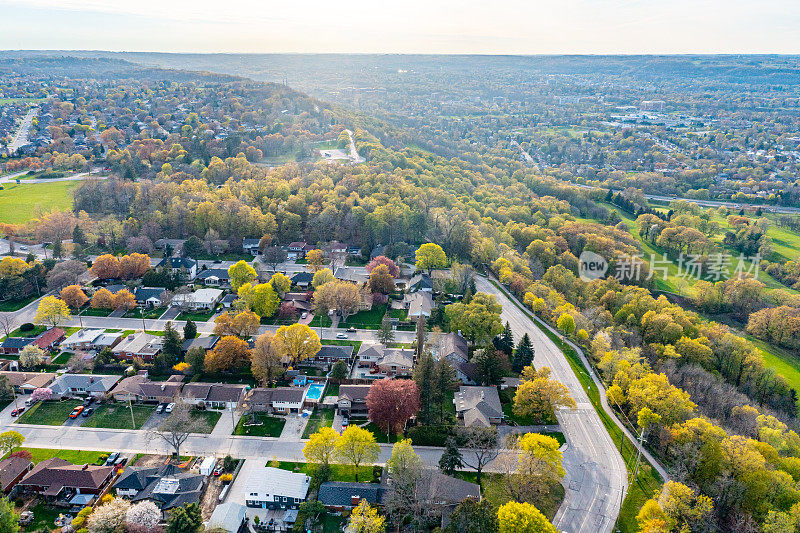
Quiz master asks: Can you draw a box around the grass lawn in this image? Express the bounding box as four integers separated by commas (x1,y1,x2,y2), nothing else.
0,180,79,224
273,461,379,483
22,502,63,532
309,314,333,327
324,384,340,397
124,307,165,319
51,351,72,365
339,305,388,330
301,408,334,438
0,294,39,312
81,307,113,317
387,308,408,321
177,310,216,322
454,471,564,520
6,447,109,465
260,315,297,326
189,410,222,433
234,413,285,437
81,403,154,430
8,324,46,337
750,336,800,409
362,421,402,443
16,399,82,425
321,339,363,356
322,514,345,533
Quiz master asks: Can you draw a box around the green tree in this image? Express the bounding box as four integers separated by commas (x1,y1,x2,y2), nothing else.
183,236,203,258
445,499,498,533
377,314,395,345
166,503,203,533
0,496,20,533
330,360,349,382
413,352,436,424
0,430,24,456
183,319,197,340
185,347,206,376
228,260,256,291
160,321,183,367
474,348,503,386
439,437,463,476
445,293,502,345
512,333,534,373
238,282,280,318
494,321,514,355
415,243,447,274
556,313,576,336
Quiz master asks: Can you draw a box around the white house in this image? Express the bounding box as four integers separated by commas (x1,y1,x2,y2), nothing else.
269,387,306,414
172,288,223,310
243,467,310,509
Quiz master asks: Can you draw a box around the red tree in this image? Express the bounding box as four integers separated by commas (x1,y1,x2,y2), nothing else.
366,256,400,278
9,450,33,461
366,378,420,435
278,301,298,318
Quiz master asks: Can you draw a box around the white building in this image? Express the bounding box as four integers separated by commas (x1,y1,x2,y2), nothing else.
243,467,310,509
172,288,223,310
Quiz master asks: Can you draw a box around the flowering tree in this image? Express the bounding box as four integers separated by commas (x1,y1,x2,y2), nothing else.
19,345,45,369
126,501,161,529
31,388,53,402
87,498,130,533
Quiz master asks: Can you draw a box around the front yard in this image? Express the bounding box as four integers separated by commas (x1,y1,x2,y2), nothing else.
124,307,165,319
81,403,154,430
234,413,285,437
338,305,388,330
274,461,380,483
5,447,109,465
301,408,334,438
15,400,82,425
177,309,217,322
188,410,221,433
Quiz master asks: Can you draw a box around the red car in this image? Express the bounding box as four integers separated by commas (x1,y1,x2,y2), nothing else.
10,407,24,417
69,406,84,419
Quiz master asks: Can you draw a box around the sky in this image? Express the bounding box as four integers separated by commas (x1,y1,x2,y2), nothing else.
1,0,799,54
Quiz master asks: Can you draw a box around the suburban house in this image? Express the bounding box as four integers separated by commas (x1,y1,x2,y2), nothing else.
283,292,312,315
172,288,223,311
310,345,354,369
181,335,220,353
242,238,261,256
157,256,197,280
112,332,163,361
180,382,247,410
134,287,168,308
0,327,65,356
454,386,504,428
243,388,275,413
333,266,368,284
113,374,184,404
337,385,371,416
48,373,122,399
0,371,56,394
408,273,433,292
0,456,33,493
318,482,384,512
287,242,309,260
0,337,34,356
18,458,114,499
290,271,313,289
220,294,238,308
405,291,433,320
115,463,204,514
268,387,306,414
61,328,105,351
357,344,414,378
243,466,310,509
415,471,481,509
195,268,231,287
433,332,478,384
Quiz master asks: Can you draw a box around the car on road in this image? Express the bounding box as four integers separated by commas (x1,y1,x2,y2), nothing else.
69,406,84,418
105,452,120,465
346,327,356,332
165,402,175,413
81,407,93,417
301,312,308,319
156,403,166,414
10,407,24,417
336,333,348,339
24,398,35,407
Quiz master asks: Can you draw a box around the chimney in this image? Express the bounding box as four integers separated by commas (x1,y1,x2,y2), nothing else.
90,377,94,383
351,495,362,507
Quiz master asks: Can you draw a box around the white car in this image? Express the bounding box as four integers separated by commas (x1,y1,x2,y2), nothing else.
301,312,308,319
336,333,348,339
165,402,175,413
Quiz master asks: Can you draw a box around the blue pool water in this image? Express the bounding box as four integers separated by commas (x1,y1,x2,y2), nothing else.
306,384,324,401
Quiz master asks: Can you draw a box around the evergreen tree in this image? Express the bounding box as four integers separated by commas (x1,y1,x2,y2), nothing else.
159,321,183,373
183,319,197,340
434,359,457,423
512,333,535,373
330,360,349,382
72,224,86,246
166,503,202,533
412,352,436,425
414,314,426,362
493,321,514,355
474,348,503,386
439,437,463,476
377,314,395,345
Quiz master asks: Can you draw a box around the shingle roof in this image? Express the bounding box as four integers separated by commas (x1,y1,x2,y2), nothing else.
318,482,384,507
455,386,503,428
181,335,219,352
338,385,371,403
1,337,34,350
270,387,305,403
20,458,112,494
0,457,32,492
49,373,121,395
317,345,354,360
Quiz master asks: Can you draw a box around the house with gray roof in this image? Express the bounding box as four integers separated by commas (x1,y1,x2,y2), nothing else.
318,482,384,511
454,386,504,428
48,373,121,399
181,335,219,353
115,463,204,515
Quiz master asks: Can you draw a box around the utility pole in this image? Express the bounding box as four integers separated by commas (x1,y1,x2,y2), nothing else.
129,398,136,430
634,428,645,478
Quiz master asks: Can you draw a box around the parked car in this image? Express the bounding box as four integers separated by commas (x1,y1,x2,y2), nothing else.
24,398,35,407
10,407,24,417
18,511,33,526
347,327,356,333
336,333,348,339
213,465,224,476
301,312,308,319
69,406,84,418
105,452,120,465
165,402,175,413
81,407,93,417
83,396,95,407
156,403,165,414
114,456,127,467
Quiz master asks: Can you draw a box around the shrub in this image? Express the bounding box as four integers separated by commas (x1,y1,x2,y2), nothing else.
407,425,452,446
20,323,34,332
220,473,233,483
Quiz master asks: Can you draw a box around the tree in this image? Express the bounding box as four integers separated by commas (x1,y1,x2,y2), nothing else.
113,289,137,311
205,336,251,373
415,243,447,274
303,426,340,467
512,333,534,373
503,433,565,503
19,345,45,369
126,501,161,529
330,360,349,381
414,314,426,362
495,321,514,355
228,260,256,291
377,314,395,345
47,260,88,290
270,272,292,297
496,502,556,533
513,366,576,423
0,496,19,533
183,236,204,259
30,387,52,403
262,246,287,272
34,295,70,326
366,379,421,436
185,347,206,376
636,481,713,533
275,323,321,365
119,253,151,279
295,501,328,533
384,439,424,526
306,249,325,272
0,430,24,457
166,503,203,533
153,403,210,459
213,310,260,338
557,313,576,336
367,255,400,277
161,322,183,366
368,264,395,294
445,293,503,345
0,314,13,339
313,280,360,319
91,287,114,309
238,282,280,317
312,267,335,288
474,348,504,386
459,426,499,484
349,499,385,533
439,437,463,476
251,332,284,386
60,284,88,309
335,426,380,482
91,254,121,279
87,497,131,533
183,319,197,340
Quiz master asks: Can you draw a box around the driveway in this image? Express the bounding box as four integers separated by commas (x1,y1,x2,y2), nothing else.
279,414,308,440
141,407,168,431
211,409,240,437
331,410,344,433
159,306,181,321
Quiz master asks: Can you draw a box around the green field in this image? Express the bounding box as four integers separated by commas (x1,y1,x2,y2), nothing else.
234,412,285,437
0,180,79,224
82,403,154,430
273,461,379,483
339,304,388,329
749,336,800,408
0,294,39,312
5,447,109,465
16,399,82,425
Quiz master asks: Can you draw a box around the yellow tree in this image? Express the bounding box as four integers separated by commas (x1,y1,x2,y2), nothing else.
91,288,114,309
275,323,321,365
414,243,447,274
269,272,292,297
503,433,565,503
349,500,385,533
214,310,260,338
228,260,256,291
0,430,24,456
496,502,556,533
60,285,88,309
514,366,576,422
112,289,137,311
335,426,380,482
238,282,279,318
0,256,29,278
312,268,335,289
303,427,340,467
306,249,324,272
34,296,70,327
90,254,121,279
251,332,285,386
204,336,251,373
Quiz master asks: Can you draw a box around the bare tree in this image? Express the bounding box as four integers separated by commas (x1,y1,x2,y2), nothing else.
262,246,287,273
150,403,208,459
458,426,500,485
0,313,13,339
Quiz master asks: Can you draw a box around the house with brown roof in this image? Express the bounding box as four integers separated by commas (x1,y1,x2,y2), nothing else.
0,456,33,493
179,382,247,410
243,388,274,413
32,327,66,352
0,371,56,394
113,373,184,404
337,385,371,416
18,458,113,500
357,344,414,378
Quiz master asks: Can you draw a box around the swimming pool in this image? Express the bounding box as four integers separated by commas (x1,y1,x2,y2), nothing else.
306,384,325,401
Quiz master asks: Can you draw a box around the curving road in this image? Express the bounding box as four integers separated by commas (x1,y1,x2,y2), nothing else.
477,276,628,533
